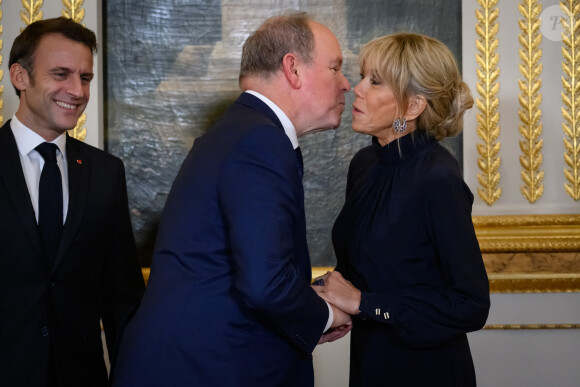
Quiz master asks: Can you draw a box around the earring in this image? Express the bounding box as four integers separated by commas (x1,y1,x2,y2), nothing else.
393,118,407,133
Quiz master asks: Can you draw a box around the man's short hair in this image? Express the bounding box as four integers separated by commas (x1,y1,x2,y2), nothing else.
239,11,315,81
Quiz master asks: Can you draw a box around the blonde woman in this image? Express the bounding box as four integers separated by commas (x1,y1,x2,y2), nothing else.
314,33,490,386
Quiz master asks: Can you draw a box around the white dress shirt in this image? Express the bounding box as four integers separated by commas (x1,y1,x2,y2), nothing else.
244,91,334,332
10,115,69,224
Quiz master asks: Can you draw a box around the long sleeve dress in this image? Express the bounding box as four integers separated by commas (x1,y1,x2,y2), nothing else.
332,131,490,386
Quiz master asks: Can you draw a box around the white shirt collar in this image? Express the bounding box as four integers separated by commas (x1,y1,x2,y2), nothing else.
10,114,67,158
244,90,299,149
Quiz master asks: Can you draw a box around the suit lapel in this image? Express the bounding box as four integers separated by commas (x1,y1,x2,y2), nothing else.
53,136,89,270
0,122,46,260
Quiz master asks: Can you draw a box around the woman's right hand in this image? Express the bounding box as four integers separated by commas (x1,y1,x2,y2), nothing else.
313,271,361,316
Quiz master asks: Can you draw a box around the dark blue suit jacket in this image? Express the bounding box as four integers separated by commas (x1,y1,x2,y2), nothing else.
112,93,328,386
0,121,144,387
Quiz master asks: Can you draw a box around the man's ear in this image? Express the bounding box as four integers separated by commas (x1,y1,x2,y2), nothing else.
281,53,302,89
405,95,427,121
10,63,30,93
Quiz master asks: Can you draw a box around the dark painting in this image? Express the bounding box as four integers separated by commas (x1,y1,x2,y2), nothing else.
105,0,462,267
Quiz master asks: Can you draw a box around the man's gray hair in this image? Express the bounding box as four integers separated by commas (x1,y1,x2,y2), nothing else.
239,11,315,81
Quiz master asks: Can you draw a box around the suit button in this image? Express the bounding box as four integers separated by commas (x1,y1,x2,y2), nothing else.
49,281,56,288
41,326,50,337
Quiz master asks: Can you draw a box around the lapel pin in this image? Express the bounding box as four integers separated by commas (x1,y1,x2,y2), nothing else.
76,159,82,165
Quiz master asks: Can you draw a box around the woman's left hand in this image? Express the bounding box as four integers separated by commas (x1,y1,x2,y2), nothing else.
312,271,361,316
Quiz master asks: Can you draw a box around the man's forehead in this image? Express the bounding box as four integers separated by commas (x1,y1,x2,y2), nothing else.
312,25,342,59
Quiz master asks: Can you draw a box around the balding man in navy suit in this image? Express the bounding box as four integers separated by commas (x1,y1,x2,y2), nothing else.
112,12,351,387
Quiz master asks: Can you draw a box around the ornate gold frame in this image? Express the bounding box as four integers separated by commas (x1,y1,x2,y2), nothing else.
142,214,580,293
473,214,580,293
473,214,580,253
314,214,580,294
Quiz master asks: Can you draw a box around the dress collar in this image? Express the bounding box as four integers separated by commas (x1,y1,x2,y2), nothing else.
372,130,435,164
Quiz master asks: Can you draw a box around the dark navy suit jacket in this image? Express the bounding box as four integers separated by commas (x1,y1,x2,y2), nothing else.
0,121,144,387
112,92,328,387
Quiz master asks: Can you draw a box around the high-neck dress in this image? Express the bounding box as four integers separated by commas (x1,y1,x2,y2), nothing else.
332,131,490,386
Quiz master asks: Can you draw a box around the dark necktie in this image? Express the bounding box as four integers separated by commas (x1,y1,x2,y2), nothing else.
36,142,63,265
295,147,304,179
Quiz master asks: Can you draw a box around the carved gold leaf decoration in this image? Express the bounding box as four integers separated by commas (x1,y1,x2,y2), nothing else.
560,0,580,200
20,0,43,28
62,0,87,141
68,113,87,142
62,0,85,24
517,0,544,203
475,0,502,205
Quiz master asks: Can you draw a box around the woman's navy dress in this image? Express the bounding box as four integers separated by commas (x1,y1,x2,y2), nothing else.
332,131,490,386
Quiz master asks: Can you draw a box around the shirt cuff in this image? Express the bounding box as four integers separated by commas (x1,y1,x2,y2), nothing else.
323,300,333,332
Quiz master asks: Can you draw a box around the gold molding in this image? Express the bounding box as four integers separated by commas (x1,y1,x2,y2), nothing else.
488,273,580,293
141,215,580,293
484,323,580,330
473,214,580,253
560,0,580,200
140,271,579,323
143,268,580,294
312,267,334,280
475,0,502,206
315,215,580,293
517,0,544,203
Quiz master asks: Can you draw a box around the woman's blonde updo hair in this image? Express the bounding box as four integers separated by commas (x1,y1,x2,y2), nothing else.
359,33,473,140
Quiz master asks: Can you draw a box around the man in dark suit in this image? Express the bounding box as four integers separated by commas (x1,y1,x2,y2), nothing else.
112,12,351,387
0,17,145,387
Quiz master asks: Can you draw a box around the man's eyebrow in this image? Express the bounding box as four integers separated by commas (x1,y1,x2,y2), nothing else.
330,58,343,66
50,66,72,73
49,67,94,79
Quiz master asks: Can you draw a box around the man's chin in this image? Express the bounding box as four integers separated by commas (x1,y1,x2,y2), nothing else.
299,123,341,137
58,117,84,132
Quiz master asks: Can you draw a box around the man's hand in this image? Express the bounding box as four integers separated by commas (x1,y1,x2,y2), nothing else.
318,321,352,344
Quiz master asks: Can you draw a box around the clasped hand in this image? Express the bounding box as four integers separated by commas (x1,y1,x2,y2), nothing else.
312,270,361,344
